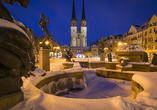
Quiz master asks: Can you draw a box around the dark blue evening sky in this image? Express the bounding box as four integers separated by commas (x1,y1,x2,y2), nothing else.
3,0,157,46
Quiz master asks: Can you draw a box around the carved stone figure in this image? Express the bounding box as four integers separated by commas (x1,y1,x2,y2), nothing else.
142,52,148,62
0,0,33,97
152,54,157,66
65,50,73,62
119,57,129,66
108,53,112,62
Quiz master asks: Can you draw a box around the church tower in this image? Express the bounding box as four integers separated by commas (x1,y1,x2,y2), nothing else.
80,0,87,47
70,0,87,47
70,0,77,47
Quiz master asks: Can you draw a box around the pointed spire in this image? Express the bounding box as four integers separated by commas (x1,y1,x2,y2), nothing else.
81,0,86,20
71,0,77,20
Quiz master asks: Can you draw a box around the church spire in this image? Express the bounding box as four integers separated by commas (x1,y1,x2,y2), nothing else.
81,0,86,20
71,0,77,20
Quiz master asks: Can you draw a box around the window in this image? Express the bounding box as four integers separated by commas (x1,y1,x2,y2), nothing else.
64,49,66,51
154,28,156,32
150,29,152,33
155,44,157,49
145,31,147,36
93,49,96,51
110,41,112,43
148,45,153,50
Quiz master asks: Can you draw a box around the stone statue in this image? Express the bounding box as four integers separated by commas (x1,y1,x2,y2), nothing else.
108,53,112,62
0,1,33,108
142,52,148,62
152,54,157,66
65,50,73,62
119,57,129,66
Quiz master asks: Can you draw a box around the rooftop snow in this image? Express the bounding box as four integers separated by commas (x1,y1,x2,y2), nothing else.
116,45,144,52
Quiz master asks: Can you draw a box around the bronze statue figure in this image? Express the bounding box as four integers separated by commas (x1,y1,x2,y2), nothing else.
38,14,50,38
38,14,51,49
0,0,33,97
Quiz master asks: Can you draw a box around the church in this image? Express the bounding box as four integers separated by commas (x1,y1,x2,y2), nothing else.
62,0,99,58
70,0,87,47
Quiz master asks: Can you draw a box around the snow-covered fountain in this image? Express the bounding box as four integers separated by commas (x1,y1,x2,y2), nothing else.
10,57,157,110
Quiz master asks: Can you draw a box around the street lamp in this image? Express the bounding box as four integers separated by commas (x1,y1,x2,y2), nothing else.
45,40,49,45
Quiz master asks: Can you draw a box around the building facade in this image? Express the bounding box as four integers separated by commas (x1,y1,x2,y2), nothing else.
123,13,157,57
98,35,123,57
70,0,87,47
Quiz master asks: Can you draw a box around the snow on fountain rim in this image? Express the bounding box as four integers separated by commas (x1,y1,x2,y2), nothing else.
10,68,157,109
0,19,30,41
132,73,157,96
13,68,133,110
30,63,83,86
116,45,144,52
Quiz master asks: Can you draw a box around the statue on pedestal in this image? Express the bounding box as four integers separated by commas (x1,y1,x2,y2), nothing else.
38,14,51,49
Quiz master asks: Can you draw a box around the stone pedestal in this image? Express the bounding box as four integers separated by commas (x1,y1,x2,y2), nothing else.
0,91,23,110
100,53,105,61
39,47,50,71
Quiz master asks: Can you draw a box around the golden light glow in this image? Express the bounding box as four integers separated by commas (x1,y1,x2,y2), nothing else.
40,42,42,44
118,42,122,46
53,46,60,49
123,43,127,45
45,41,49,45
104,47,108,50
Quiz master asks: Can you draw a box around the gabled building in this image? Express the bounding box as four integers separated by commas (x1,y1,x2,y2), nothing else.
123,13,157,57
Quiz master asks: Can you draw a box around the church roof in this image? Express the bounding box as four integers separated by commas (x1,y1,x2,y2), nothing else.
91,44,98,47
62,44,69,47
71,0,77,20
71,46,90,50
81,0,86,21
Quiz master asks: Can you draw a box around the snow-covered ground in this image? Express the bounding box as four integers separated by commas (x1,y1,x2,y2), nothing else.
10,58,157,110
64,69,131,99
